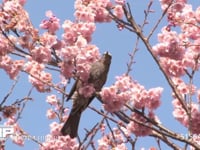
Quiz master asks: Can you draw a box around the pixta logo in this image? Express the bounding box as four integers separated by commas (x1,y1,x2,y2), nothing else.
0,126,14,139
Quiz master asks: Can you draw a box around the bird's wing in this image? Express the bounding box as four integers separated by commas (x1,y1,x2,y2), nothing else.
67,79,79,101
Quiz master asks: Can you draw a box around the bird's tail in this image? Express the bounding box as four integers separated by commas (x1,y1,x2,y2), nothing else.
61,112,81,138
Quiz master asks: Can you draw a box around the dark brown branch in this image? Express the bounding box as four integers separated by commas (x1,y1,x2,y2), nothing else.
122,2,188,114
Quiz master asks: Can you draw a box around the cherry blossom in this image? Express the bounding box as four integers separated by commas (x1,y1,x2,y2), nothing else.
172,99,200,134
74,0,112,23
46,95,58,106
101,75,163,112
40,134,78,150
78,84,96,98
40,10,60,34
97,128,128,150
153,28,185,60
0,55,24,79
172,77,196,95
0,35,14,56
11,134,24,146
113,5,124,19
145,87,163,110
46,109,57,119
115,0,125,5
4,117,25,146
24,59,52,92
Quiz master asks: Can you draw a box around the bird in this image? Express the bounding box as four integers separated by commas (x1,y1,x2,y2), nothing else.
61,52,112,138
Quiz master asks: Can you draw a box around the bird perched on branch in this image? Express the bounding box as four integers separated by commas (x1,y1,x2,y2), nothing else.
61,52,112,138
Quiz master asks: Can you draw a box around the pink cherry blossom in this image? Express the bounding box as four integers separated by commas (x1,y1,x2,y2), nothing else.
172,77,196,95
62,21,96,44
40,10,60,34
39,32,57,48
29,71,52,92
40,134,78,150
4,116,16,125
101,75,136,112
145,87,163,110
24,60,52,92
0,35,14,56
98,128,128,150
59,46,78,61
62,20,77,44
75,35,88,48
182,50,197,70
172,99,188,126
18,0,26,6
31,46,52,63
1,0,36,36
153,28,185,60
50,122,62,136
98,136,110,150
46,109,57,119
46,95,58,106
172,98,200,134
197,89,200,103
59,61,74,79
195,6,200,22
160,57,185,77
4,119,25,146
115,0,125,5
75,44,100,81
132,89,147,109
113,5,124,19
78,84,95,98
148,111,161,124
74,0,112,23
127,113,152,137
159,0,187,10
0,55,24,79
3,0,21,14
75,22,96,42
101,85,129,112
74,5,95,22
189,103,200,134
11,135,24,146
102,75,163,112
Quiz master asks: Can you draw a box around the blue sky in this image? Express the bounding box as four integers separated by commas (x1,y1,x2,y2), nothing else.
1,0,199,149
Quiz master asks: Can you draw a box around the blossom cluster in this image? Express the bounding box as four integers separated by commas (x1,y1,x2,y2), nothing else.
4,117,25,146
0,0,125,87
101,75,163,136
40,122,78,150
101,75,163,112
172,99,200,134
97,127,128,150
154,2,200,76
157,1,200,136
127,113,152,137
0,55,24,79
24,59,52,92
39,134,78,150
74,0,124,23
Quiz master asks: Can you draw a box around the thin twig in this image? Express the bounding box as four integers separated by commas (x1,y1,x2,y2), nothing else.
147,0,174,40
0,76,20,107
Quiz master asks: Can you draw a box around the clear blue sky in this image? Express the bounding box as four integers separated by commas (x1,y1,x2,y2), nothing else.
1,0,199,149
